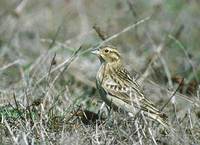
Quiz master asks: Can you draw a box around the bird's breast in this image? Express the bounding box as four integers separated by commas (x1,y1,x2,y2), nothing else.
96,64,106,84
96,64,109,100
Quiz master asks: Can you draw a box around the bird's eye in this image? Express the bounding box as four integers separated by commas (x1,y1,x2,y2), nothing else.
104,49,109,53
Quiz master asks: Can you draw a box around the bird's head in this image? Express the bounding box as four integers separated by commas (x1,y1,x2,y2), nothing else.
92,45,121,63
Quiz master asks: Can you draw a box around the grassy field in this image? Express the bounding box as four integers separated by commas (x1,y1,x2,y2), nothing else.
0,0,200,144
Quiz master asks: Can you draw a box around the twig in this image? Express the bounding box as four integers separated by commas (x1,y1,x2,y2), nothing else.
146,79,199,106
47,88,66,116
29,17,66,81
35,46,82,87
25,91,34,127
14,0,28,16
93,24,108,40
159,55,173,89
138,44,164,84
166,25,184,46
159,55,175,103
79,16,151,55
68,68,96,88
188,109,193,129
7,100,26,122
40,38,75,51
50,46,83,85
100,17,150,47
0,59,22,72
148,127,158,145
139,25,184,84
168,35,199,83
126,0,139,40
126,0,138,18
160,78,184,111
47,53,57,82
134,118,143,145
49,20,64,50
13,93,19,110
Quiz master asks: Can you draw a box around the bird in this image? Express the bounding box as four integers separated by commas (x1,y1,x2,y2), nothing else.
92,45,168,128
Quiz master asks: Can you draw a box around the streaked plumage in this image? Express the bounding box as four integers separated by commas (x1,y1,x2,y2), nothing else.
92,45,168,128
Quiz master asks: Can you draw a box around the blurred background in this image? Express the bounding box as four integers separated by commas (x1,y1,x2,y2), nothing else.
0,0,200,144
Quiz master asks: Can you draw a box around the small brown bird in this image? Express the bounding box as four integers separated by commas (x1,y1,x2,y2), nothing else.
92,45,168,128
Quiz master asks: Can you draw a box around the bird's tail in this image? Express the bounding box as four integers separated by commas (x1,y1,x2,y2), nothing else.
140,98,169,128
146,112,169,129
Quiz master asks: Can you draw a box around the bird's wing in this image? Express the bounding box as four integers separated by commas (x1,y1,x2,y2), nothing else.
101,77,160,114
119,67,163,113
102,66,161,114
114,66,145,99
101,77,131,103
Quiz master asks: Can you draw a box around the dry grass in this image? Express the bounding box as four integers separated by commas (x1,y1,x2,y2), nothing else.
0,0,200,144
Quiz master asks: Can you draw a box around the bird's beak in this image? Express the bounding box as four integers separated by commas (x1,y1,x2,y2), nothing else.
91,48,100,55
